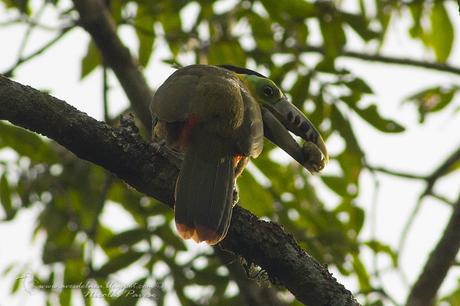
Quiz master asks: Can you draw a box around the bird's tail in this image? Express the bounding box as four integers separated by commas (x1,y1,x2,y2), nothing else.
174,138,234,245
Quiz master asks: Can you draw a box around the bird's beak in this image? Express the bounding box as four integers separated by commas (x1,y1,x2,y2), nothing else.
262,97,328,173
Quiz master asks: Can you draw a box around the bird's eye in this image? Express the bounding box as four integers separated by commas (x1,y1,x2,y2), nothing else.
263,85,275,97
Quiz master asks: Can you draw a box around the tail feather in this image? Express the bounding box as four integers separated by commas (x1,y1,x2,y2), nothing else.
174,142,235,245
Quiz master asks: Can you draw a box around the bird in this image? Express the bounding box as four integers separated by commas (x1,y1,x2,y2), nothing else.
150,64,328,245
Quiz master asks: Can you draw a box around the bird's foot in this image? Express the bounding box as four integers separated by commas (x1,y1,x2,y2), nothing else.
151,140,184,168
232,187,239,206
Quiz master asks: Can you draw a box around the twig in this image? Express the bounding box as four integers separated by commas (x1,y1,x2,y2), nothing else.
3,26,73,77
423,145,460,197
249,44,460,77
300,45,460,76
102,64,111,123
15,3,48,62
397,196,423,287
366,165,427,180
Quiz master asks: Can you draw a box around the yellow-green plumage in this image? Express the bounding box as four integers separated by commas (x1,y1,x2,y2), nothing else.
151,64,328,245
151,65,263,244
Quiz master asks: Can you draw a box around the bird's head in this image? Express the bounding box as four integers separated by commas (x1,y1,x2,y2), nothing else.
221,65,328,172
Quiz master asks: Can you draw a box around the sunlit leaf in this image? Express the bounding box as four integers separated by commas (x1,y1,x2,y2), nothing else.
352,254,371,291
59,288,72,306
0,122,58,163
441,279,460,306
322,175,350,198
135,8,155,67
330,105,364,158
0,174,14,220
238,171,273,216
95,251,145,277
365,240,398,267
342,12,379,41
81,40,100,79
430,2,454,62
207,41,246,67
289,73,311,108
342,96,404,133
259,0,315,21
319,14,346,58
111,277,147,306
404,86,458,122
105,228,150,248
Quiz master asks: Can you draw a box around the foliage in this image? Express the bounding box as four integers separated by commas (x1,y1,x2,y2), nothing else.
1,0,459,305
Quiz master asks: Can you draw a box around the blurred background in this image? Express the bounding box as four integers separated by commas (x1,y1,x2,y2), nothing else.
1,0,460,305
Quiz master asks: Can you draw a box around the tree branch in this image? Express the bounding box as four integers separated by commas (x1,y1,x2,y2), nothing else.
260,45,460,76
0,75,360,306
405,195,460,306
71,0,153,131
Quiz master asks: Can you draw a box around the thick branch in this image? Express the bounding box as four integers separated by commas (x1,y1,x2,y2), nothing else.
0,76,360,306
71,0,153,130
405,195,460,306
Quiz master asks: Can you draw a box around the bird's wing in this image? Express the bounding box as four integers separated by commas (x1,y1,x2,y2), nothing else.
150,69,198,122
235,85,264,158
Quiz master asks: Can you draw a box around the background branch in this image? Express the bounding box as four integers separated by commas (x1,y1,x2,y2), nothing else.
72,0,153,130
405,194,460,306
0,75,360,306
251,45,460,76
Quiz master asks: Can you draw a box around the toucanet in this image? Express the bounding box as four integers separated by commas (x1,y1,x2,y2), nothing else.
150,64,328,245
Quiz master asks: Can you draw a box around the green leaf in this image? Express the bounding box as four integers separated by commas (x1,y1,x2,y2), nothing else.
59,288,72,306
155,224,186,251
64,259,86,284
365,240,398,267
346,77,373,94
159,12,182,56
95,251,145,277
357,104,404,133
10,273,22,294
2,0,29,14
408,3,426,42
247,12,275,52
289,73,311,108
441,279,460,305
207,41,246,67
105,228,150,248
336,148,362,185
238,170,273,216
0,174,14,220
376,1,392,43
319,13,346,58
404,86,458,122
330,105,364,158
259,0,315,21
322,175,350,198
0,122,58,163
111,277,147,306
352,254,371,291
81,40,100,79
135,7,155,67
342,96,405,133
430,2,454,62
342,12,379,42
